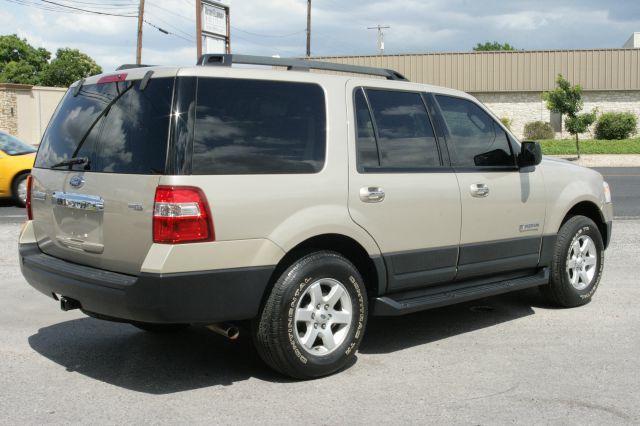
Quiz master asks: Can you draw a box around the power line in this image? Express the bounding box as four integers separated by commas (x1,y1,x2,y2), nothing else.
231,26,306,38
146,12,195,40
3,0,138,16
145,1,193,22
37,0,138,16
60,0,137,6
144,20,194,43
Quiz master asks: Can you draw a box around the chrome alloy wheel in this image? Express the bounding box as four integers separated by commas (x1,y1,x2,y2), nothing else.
17,178,28,205
294,278,352,356
566,235,598,290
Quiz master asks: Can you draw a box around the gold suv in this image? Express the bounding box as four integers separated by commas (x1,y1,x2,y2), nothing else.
19,55,613,379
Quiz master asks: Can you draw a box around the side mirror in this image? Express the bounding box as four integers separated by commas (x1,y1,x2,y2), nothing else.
518,141,542,167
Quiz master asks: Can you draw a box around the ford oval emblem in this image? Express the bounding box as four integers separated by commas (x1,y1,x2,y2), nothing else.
69,175,85,188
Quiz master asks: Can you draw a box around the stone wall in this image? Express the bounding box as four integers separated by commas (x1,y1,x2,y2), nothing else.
582,91,640,137
0,84,21,136
473,92,549,139
474,90,640,140
0,84,65,144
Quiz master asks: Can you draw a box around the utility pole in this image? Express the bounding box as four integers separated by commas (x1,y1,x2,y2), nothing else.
367,24,390,55
196,0,203,59
306,0,311,57
136,0,145,64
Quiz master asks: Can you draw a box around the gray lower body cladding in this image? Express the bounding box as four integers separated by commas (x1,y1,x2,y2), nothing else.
19,243,274,324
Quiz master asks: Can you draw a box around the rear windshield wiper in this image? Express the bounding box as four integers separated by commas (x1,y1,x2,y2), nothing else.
51,156,91,169
69,81,136,161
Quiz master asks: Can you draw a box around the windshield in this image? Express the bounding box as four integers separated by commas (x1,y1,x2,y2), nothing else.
0,132,36,156
35,77,174,174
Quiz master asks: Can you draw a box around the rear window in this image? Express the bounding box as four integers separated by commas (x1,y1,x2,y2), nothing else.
35,77,174,174
192,78,326,174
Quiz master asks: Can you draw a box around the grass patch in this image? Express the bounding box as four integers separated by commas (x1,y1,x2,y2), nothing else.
539,138,640,155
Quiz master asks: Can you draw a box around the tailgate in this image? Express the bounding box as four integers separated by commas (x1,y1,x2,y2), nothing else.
30,169,160,275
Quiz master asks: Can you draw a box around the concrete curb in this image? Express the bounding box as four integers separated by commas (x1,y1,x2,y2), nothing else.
548,154,640,167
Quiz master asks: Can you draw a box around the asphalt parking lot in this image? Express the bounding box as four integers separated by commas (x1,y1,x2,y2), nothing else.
0,169,638,424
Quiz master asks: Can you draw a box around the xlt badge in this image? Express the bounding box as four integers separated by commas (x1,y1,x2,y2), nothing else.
519,223,540,232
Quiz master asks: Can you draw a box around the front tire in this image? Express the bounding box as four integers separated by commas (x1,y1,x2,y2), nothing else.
253,251,368,379
541,215,604,307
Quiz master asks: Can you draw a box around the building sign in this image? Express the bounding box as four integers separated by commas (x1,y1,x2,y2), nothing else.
202,2,227,37
201,0,229,54
205,36,226,54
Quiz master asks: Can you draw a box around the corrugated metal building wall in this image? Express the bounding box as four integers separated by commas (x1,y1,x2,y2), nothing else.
313,49,640,92
314,49,640,139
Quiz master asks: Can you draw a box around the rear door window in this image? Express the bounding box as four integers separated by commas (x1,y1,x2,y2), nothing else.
35,77,174,174
354,88,441,170
192,78,326,174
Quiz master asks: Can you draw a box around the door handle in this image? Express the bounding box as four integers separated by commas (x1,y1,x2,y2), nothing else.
470,183,490,198
360,187,385,203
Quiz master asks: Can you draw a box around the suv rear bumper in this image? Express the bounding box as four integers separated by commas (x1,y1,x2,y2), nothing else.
19,242,274,324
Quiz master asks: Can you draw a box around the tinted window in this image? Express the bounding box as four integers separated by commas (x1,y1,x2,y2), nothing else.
35,78,173,174
365,89,440,168
435,95,514,167
354,89,378,168
192,78,326,174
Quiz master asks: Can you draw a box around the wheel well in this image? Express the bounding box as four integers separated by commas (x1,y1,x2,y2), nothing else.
11,170,30,192
268,234,381,300
563,201,607,243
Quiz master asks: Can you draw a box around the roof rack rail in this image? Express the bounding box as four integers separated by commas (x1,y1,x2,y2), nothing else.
196,54,408,81
115,64,156,71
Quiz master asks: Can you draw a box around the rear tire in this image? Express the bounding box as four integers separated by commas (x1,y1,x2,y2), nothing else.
12,173,28,208
253,251,368,379
540,215,604,307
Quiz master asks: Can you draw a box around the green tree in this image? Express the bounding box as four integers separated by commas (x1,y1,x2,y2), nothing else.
40,48,102,87
473,41,516,51
543,74,595,158
0,34,50,84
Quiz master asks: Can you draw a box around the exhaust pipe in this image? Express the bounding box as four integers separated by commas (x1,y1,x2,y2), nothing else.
207,323,240,340
60,296,81,311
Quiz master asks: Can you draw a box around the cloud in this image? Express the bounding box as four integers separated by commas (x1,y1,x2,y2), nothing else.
1,0,639,74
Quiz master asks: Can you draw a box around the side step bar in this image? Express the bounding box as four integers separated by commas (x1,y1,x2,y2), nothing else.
373,268,549,316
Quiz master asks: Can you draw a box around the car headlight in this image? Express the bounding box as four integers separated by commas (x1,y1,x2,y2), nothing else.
603,181,612,204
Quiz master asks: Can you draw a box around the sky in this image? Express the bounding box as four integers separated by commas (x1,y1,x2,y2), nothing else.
1,0,640,72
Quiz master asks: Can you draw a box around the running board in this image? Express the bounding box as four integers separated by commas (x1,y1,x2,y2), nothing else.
373,268,549,316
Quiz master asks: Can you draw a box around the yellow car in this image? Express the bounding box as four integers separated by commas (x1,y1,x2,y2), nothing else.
0,131,36,207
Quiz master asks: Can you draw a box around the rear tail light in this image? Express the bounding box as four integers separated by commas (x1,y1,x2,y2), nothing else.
153,186,214,244
26,175,33,220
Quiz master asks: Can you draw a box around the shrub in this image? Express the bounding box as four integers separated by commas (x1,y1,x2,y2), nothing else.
523,121,555,140
500,116,512,130
594,112,637,140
